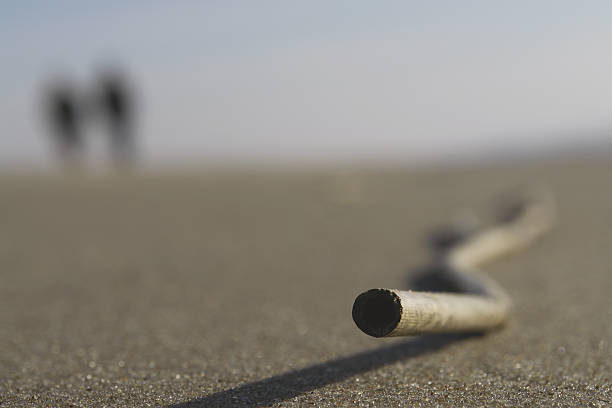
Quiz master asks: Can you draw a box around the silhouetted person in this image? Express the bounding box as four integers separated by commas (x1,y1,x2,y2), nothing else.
47,84,82,164
98,71,135,165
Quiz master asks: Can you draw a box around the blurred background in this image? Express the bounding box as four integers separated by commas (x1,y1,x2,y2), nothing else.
2,0,612,170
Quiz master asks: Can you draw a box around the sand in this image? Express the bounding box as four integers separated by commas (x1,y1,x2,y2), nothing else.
0,158,610,407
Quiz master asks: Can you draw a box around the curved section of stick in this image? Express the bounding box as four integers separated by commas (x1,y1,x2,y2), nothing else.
352,190,555,337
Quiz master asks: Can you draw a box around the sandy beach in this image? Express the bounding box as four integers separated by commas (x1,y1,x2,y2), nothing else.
0,157,610,407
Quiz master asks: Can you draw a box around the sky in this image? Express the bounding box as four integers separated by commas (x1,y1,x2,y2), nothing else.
2,1,612,168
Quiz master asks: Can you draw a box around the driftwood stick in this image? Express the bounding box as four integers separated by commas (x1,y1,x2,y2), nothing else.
352,190,555,337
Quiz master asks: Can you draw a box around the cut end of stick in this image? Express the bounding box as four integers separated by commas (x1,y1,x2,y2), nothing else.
352,289,402,337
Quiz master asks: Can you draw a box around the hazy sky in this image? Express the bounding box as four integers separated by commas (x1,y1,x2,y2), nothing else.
2,1,612,167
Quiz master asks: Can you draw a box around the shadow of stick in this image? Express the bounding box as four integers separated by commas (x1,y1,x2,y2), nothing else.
168,333,477,407
171,232,486,408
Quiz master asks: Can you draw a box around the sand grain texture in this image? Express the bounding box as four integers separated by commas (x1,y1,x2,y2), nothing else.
0,159,610,407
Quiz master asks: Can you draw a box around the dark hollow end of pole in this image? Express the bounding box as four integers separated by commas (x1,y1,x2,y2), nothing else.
352,289,402,337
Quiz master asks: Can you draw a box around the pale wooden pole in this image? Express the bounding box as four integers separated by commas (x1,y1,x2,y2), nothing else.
352,190,555,337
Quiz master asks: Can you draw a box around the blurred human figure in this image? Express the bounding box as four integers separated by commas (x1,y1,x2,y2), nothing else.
46,83,82,165
98,70,135,165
